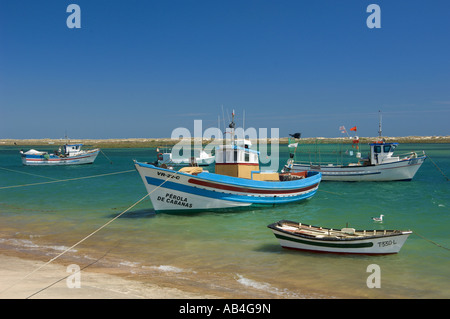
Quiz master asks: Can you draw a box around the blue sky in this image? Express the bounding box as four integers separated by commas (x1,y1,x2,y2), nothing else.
1,0,449,139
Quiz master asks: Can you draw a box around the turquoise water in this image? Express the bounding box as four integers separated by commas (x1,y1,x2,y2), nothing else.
0,143,449,298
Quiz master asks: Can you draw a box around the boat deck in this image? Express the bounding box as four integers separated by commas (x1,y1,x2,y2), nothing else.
274,220,409,240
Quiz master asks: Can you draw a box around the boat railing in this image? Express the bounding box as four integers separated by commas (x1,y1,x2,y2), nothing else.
291,146,367,167
278,222,407,239
397,150,426,159
286,159,366,167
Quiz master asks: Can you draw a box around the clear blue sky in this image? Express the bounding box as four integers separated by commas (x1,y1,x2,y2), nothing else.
1,0,449,139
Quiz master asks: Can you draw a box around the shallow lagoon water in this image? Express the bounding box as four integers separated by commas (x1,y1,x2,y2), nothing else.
0,143,449,298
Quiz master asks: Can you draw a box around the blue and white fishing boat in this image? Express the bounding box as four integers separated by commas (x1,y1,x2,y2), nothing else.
134,114,322,213
20,143,100,166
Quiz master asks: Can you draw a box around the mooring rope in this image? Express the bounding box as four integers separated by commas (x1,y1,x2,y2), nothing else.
318,189,344,196
0,169,135,190
0,166,61,181
427,155,449,181
100,149,113,164
413,232,450,251
0,192,149,297
0,167,177,297
25,242,119,299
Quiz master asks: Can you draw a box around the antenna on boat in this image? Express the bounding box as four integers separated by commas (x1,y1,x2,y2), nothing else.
221,105,226,133
378,110,382,138
64,131,70,145
229,109,236,144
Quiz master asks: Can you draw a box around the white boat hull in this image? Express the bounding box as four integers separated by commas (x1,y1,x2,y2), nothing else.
157,151,215,167
134,162,321,213
285,156,426,181
21,149,100,166
268,225,412,254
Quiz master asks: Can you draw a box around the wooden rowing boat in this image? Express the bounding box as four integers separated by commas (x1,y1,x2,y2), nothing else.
268,220,412,254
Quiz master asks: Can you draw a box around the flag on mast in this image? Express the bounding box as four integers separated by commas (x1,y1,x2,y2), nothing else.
288,137,298,148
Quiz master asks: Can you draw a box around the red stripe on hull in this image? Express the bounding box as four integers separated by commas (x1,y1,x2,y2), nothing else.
25,155,94,162
23,152,98,162
215,163,259,166
188,178,318,195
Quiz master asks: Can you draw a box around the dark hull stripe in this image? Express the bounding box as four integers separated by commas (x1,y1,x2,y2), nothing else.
274,233,373,249
188,178,319,195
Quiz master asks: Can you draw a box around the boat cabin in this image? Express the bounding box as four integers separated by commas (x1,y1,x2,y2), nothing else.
159,152,173,164
62,144,83,156
215,139,261,179
368,142,399,165
214,111,290,181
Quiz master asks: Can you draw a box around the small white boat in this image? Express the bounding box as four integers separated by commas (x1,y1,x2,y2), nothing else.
157,149,215,167
268,220,412,255
135,113,322,213
20,143,99,166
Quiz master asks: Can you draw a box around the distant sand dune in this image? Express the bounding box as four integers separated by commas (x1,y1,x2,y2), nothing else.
1,136,449,148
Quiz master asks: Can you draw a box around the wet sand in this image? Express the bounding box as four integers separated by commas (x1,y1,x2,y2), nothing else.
0,254,218,299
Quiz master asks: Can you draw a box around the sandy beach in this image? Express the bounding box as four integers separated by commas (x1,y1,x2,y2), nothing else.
0,253,217,299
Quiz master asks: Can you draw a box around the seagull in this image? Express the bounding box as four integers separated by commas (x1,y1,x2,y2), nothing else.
371,214,384,222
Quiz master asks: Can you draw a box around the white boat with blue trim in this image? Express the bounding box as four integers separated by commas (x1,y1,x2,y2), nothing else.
283,141,427,182
268,220,412,254
283,140,426,181
283,113,426,181
20,143,100,166
134,115,321,213
157,149,215,167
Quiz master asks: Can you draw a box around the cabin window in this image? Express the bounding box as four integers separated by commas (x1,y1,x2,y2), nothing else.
234,150,238,162
374,145,381,153
384,145,394,153
245,152,250,162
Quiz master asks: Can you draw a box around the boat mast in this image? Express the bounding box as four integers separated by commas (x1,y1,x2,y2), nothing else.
378,110,382,138
229,109,236,145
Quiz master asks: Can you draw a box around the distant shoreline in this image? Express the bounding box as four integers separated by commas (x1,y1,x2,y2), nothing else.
1,136,449,148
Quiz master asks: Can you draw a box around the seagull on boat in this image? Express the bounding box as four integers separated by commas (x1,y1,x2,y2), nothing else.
371,214,384,222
